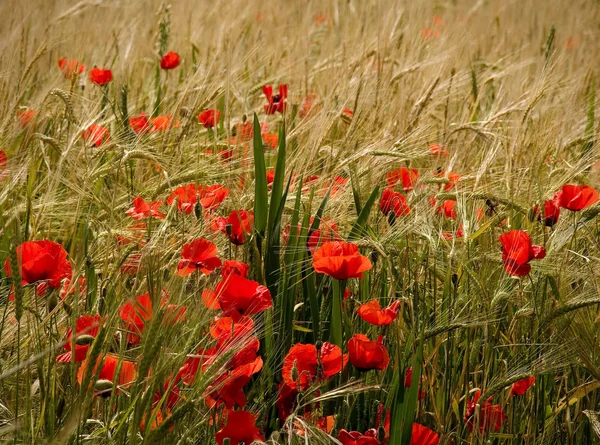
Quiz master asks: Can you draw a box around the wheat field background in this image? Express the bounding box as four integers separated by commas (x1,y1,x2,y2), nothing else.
1,0,600,444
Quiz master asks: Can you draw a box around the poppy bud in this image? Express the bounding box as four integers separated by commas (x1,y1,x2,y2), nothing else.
370,250,378,264
291,360,299,382
95,379,113,397
387,211,396,225
222,439,230,445
76,334,96,346
528,206,536,222
48,293,59,313
315,340,323,351
225,224,233,237
63,301,72,316
194,199,202,219
451,273,459,287
377,427,386,442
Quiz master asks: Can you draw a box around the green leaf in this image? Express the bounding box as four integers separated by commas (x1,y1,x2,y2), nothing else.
253,113,268,237
348,185,380,241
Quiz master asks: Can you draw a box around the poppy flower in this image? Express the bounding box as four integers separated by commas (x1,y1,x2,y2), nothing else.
89,67,113,86
511,376,535,396
209,315,254,339
177,238,222,276
160,51,180,70
441,223,464,240
58,275,87,300
77,353,137,396
429,143,448,157
299,92,321,118
213,210,254,245
554,184,599,211
58,58,85,78
0,150,7,173
215,274,272,321
126,197,165,220
282,342,347,390
150,115,179,132
17,109,37,127
198,109,221,128
437,199,457,218
341,108,353,124
534,199,560,226
4,240,72,290
499,230,546,276
464,390,507,433
82,124,110,147
338,429,381,445
435,171,461,191
386,168,419,191
348,334,389,371
129,113,150,134
201,289,220,310
205,357,263,408
357,300,401,325
233,121,254,141
379,188,411,217
118,293,153,345
263,84,288,114
167,184,229,214
262,133,279,149
56,314,102,363
410,423,439,445
276,382,299,421
404,367,426,400
215,410,264,445
221,260,249,278
307,217,342,253
266,169,276,187
312,241,373,280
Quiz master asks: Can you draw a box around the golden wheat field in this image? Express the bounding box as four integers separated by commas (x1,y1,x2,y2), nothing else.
1,0,600,444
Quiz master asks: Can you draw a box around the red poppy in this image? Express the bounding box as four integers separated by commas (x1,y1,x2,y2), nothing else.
4,240,72,290
177,238,222,276
59,275,87,300
150,115,179,132
201,289,220,310
380,188,411,217
411,423,439,445
215,274,272,321
89,67,113,86
198,109,221,128
282,342,347,390
167,184,229,214
534,199,560,226
348,334,389,371
126,196,165,220
554,184,599,211
221,260,249,278
511,376,535,396
437,199,457,218
17,109,37,127
56,314,101,363
263,84,288,114
338,429,381,445
341,108,353,124
464,390,507,433
499,230,546,276
276,382,299,421
160,51,180,70
0,150,7,174
213,210,254,245
262,132,279,149
312,241,373,280
58,58,86,78
404,367,426,400
266,169,276,187
129,113,150,134
307,217,342,253
118,293,153,345
441,223,464,240
77,353,137,395
299,92,321,118
82,124,110,146
234,121,254,141
429,143,448,157
386,168,419,191
205,357,263,408
209,316,254,339
215,410,264,445
357,300,401,325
